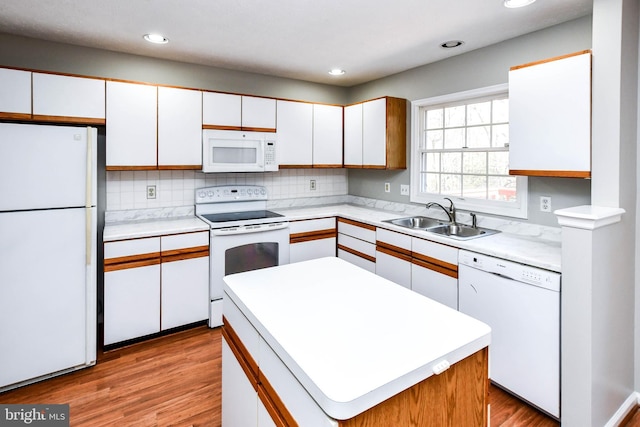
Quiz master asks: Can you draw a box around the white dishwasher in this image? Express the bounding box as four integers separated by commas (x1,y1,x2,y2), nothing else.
458,250,561,420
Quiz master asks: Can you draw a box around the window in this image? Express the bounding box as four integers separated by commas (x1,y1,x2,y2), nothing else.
410,84,527,218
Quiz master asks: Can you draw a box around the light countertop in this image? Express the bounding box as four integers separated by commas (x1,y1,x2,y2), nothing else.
103,203,561,271
103,216,209,242
223,257,492,420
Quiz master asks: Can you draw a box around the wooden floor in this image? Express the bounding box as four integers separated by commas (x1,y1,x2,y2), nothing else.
0,325,627,427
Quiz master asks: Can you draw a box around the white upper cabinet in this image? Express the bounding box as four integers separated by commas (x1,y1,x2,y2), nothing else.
242,96,276,131
106,81,158,168
0,68,31,118
313,104,343,167
344,97,406,169
508,50,591,178
202,92,242,129
344,103,364,166
32,73,105,122
203,93,276,131
276,100,313,166
158,86,203,168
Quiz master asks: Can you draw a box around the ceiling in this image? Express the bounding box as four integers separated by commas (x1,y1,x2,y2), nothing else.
0,0,592,87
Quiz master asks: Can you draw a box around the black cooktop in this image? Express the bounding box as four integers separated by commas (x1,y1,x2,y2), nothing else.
200,210,283,223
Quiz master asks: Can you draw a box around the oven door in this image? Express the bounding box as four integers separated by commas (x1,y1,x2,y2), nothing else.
209,222,290,327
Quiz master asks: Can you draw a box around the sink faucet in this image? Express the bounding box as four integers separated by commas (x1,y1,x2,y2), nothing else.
426,198,457,224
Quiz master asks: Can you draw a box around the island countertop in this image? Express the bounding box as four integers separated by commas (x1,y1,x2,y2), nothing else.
223,257,492,420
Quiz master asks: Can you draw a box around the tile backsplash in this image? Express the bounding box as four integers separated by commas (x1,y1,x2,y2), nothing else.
106,169,348,211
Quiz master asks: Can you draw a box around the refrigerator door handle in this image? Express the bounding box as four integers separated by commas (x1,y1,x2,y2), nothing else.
85,127,93,266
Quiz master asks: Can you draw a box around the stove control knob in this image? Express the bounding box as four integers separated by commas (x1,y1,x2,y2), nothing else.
198,191,206,198
261,188,267,195
247,189,253,195
207,191,214,197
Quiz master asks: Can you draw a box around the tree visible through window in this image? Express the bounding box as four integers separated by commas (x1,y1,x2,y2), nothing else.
411,85,527,218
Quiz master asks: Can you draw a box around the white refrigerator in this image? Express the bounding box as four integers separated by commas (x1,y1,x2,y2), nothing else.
0,122,97,391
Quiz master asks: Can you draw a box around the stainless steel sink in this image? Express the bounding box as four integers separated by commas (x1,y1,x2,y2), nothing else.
383,216,445,229
427,224,500,240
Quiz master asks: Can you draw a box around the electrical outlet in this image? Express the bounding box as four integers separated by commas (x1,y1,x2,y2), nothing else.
400,185,410,196
384,182,391,193
310,179,316,191
540,196,551,212
147,185,156,199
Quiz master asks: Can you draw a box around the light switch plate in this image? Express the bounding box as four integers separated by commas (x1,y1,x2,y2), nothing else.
384,182,391,193
400,185,410,196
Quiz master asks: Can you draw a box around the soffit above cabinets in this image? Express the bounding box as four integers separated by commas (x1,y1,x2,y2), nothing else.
0,0,591,86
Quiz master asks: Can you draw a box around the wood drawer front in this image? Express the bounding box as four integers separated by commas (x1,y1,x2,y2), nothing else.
289,217,336,234
411,237,458,265
104,237,160,263
338,218,376,243
338,233,376,259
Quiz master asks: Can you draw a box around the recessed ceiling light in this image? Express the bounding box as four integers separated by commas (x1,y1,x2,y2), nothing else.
440,40,464,49
143,33,169,44
504,0,536,8
328,69,346,76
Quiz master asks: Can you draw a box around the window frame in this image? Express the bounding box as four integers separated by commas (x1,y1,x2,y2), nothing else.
410,84,528,219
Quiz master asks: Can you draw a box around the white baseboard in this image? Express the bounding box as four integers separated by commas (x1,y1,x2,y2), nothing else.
604,391,640,427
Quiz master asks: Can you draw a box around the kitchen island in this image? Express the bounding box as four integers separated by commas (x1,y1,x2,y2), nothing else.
222,257,491,427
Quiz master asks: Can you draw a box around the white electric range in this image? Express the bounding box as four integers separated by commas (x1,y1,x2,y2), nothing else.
195,185,290,327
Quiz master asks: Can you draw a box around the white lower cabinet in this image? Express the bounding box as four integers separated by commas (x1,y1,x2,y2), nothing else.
411,237,458,310
375,228,411,289
222,338,258,427
104,231,209,346
289,217,336,263
104,263,161,345
337,218,376,272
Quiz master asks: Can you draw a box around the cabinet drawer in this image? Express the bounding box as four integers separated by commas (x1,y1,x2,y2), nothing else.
104,237,160,261
376,228,411,250
289,217,336,234
338,233,376,259
161,231,209,252
337,218,376,243
412,237,458,265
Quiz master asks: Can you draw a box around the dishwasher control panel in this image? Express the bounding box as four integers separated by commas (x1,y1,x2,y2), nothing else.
458,250,560,292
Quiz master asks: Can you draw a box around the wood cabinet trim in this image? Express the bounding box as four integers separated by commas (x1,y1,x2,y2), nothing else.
104,257,161,272
221,317,259,388
161,249,209,264
290,229,336,244
411,255,458,279
31,114,106,126
161,245,210,257
279,164,313,169
338,244,376,263
104,252,160,266
385,97,407,170
509,169,591,178
0,112,32,121
106,165,158,171
202,124,242,131
510,49,592,71
157,165,202,170
257,373,299,427
376,241,412,261
337,217,376,231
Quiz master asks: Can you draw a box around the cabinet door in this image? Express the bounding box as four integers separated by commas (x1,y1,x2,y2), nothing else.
161,255,209,330
276,100,313,166
104,263,161,345
33,73,105,122
375,228,412,289
222,338,258,427
344,103,363,167
202,92,242,129
313,104,343,167
242,96,276,131
411,263,458,309
362,98,387,167
158,87,203,168
290,238,336,263
0,68,31,118
106,81,158,168
509,51,591,177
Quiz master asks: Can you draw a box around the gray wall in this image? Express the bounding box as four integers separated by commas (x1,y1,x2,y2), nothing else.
0,32,347,105
345,16,593,227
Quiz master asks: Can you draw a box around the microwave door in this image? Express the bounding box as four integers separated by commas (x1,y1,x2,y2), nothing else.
206,139,264,172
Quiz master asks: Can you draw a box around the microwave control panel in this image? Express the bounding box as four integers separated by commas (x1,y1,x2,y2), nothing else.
264,140,277,171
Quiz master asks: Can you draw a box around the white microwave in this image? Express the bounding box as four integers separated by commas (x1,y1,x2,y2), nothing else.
202,130,278,173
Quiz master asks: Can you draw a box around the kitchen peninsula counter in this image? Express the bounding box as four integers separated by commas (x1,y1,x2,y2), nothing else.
222,257,491,426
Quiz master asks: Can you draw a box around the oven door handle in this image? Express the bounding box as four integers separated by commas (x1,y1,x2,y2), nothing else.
211,222,290,236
